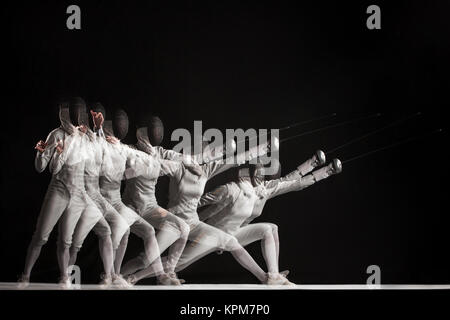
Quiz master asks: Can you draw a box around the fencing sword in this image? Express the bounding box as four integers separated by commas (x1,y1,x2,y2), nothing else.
280,113,382,143
342,128,443,164
233,112,339,147
278,113,337,131
326,112,422,155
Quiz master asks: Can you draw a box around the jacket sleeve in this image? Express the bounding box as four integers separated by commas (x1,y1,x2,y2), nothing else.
198,184,233,221
198,184,232,208
49,132,82,175
136,134,186,160
159,159,183,178
153,146,187,161
203,141,270,179
35,128,64,173
123,145,147,180
263,174,316,199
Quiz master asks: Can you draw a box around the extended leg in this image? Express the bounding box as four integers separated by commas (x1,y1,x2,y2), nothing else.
56,194,87,287
122,207,189,278
69,205,106,269
187,222,267,283
234,223,279,274
114,229,130,275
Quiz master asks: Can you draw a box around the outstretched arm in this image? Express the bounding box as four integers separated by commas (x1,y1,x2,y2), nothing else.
263,176,316,200
203,140,272,179
136,127,189,161
264,160,341,199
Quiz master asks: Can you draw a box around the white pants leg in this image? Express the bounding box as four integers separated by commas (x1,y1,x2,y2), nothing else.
56,192,88,278
233,223,279,274
23,181,70,277
132,221,267,283
121,206,190,276
114,202,163,275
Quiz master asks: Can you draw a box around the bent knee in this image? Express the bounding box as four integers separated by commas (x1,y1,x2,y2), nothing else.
139,252,153,268
57,238,72,249
141,224,156,240
70,245,81,252
264,223,278,235
225,236,241,251
31,234,48,247
93,222,112,238
178,221,190,239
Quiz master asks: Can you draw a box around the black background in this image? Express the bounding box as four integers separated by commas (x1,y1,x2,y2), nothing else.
1,0,449,286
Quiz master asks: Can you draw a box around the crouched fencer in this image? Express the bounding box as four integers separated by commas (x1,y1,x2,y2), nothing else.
125,132,276,284
98,109,179,285
172,150,342,284
121,118,241,284
120,122,198,285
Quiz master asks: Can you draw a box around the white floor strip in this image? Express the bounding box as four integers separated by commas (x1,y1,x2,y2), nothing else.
1,283,450,290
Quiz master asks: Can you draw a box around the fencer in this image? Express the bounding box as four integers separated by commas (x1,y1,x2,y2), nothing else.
98,109,176,285
120,120,194,285
19,98,100,288
172,151,342,285
121,117,237,283
246,153,342,283
67,106,130,287
120,117,236,283
125,119,277,285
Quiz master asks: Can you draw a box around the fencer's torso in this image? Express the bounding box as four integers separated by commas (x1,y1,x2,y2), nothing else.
205,179,258,234
82,132,115,212
99,141,131,205
167,163,209,225
83,133,103,192
48,128,88,196
122,150,161,214
245,172,310,226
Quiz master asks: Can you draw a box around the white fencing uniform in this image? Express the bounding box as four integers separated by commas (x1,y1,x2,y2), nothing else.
175,179,278,273
128,143,271,283
120,138,190,276
99,140,163,274
174,154,339,275
67,130,132,280
22,122,103,281
72,131,129,251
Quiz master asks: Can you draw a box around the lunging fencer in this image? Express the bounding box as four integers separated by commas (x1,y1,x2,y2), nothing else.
166,151,342,284
98,109,177,285
19,97,350,287
119,119,193,285
124,119,281,285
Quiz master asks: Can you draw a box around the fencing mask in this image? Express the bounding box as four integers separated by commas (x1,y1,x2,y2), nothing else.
147,116,164,146
113,109,129,140
68,97,87,126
